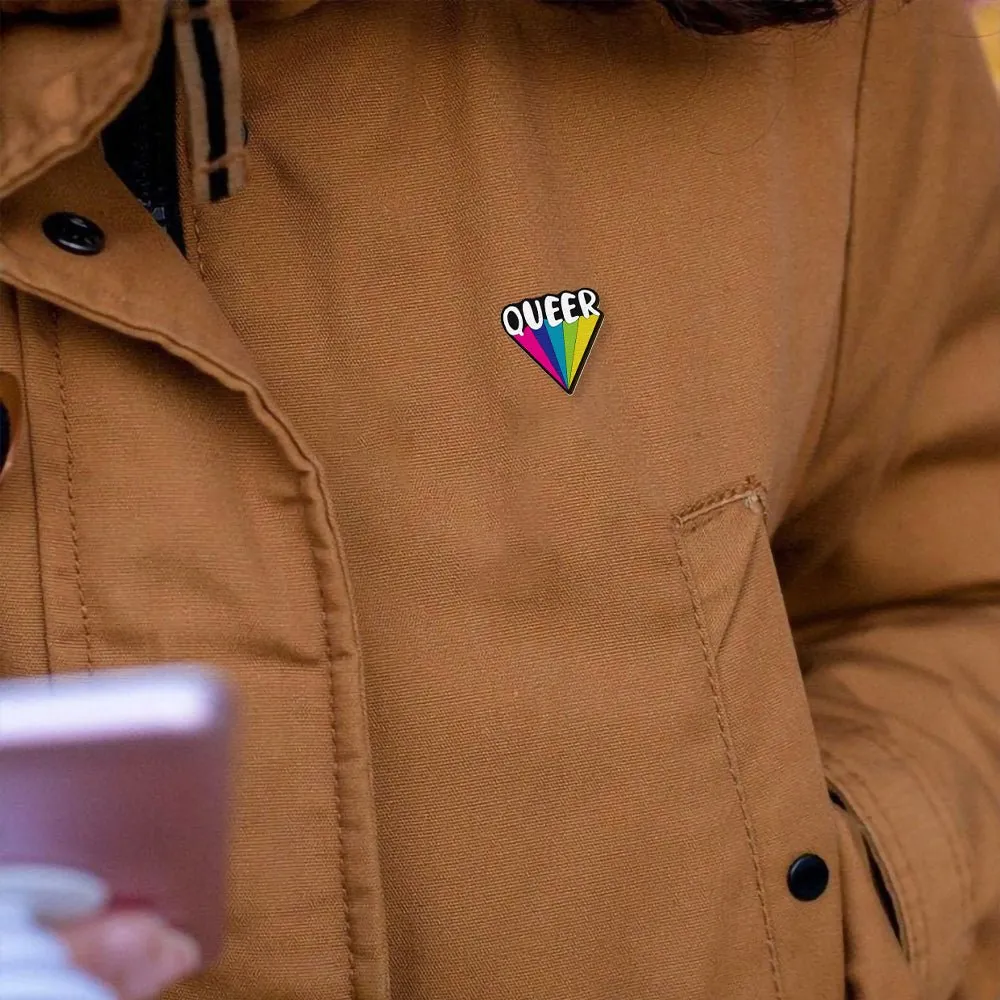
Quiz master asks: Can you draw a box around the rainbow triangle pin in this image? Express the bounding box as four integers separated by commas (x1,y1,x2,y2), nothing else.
500,288,604,394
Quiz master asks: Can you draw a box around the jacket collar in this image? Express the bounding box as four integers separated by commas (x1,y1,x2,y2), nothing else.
0,0,165,198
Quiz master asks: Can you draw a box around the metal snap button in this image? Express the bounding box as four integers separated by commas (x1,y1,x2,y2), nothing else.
42,213,106,256
787,853,830,902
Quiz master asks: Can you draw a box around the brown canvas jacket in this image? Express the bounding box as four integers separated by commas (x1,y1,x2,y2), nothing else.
1,0,999,998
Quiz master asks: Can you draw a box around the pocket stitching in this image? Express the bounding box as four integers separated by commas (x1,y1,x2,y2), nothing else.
675,476,769,528
52,309,95,670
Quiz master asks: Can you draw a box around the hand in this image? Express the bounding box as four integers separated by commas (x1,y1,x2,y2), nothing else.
58,910,201,1000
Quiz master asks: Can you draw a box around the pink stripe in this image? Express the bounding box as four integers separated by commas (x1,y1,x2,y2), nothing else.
515,327,565,387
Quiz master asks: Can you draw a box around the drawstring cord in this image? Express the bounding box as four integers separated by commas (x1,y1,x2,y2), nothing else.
170,0,247,204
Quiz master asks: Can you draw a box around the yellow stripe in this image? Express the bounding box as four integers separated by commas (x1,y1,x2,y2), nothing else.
571,315,599,381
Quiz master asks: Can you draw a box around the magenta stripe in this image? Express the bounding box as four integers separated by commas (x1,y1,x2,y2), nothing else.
514,327,566,387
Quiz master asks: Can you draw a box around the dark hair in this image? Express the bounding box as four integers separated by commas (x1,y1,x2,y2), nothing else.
659,0,846,33
562,0,851,34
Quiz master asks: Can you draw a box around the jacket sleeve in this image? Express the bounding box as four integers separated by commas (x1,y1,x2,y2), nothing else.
775,0,1000,996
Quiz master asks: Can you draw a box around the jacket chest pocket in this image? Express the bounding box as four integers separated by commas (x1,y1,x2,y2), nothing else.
672,480,845,998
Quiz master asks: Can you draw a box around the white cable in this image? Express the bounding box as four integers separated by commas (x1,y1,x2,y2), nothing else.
0,867,115,1000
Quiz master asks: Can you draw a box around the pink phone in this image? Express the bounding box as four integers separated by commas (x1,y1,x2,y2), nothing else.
0,664,236,967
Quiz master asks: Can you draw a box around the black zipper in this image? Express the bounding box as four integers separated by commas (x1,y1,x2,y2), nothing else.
101,25,185,255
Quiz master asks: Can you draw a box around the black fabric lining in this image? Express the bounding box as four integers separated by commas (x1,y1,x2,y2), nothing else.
0,402,9,472
867,842,902,942
190,8,228,168
101,27,185,253
828,790,903,944
208,168,230,202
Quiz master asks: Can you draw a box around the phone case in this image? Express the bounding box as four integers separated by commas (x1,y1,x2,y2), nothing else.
0,664,236,967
